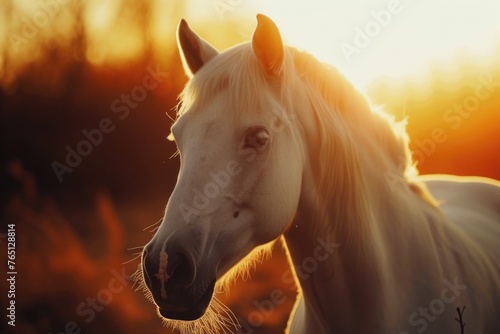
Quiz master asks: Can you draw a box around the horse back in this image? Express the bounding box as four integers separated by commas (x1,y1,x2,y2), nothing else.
422,175,500,230
422,175,500,333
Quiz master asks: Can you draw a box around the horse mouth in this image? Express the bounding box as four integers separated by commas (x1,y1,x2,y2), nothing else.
158,279,216,321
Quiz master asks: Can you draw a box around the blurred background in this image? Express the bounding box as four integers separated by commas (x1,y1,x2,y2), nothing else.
1,0,499,333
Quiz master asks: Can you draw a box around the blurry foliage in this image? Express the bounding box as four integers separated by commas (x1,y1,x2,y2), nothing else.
2,161,167,333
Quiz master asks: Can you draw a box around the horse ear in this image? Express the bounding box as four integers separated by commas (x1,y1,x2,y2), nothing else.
252,14,284,76
177,19,219,78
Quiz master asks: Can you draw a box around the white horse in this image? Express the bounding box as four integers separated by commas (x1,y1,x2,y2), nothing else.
138,14,500,334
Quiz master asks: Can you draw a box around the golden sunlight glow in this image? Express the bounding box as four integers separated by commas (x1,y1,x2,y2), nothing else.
188,0,500,87
85,0,144,65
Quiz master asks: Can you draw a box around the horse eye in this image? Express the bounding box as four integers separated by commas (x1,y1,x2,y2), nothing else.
243,127,269,150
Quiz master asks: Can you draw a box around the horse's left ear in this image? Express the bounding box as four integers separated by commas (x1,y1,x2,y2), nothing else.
177,19,219,78
252,14,284,76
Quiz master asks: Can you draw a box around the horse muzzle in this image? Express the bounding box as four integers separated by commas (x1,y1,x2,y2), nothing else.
141,236,216,320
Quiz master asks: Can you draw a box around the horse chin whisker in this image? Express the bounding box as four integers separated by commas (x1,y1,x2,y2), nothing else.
133,261,238,334
131,264,154,301
157,294,239,334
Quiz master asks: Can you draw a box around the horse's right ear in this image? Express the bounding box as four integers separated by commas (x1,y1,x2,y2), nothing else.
252,14,284,76
177,19,219,78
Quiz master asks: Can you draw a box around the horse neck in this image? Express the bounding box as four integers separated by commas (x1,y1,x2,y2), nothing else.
282,80,443,331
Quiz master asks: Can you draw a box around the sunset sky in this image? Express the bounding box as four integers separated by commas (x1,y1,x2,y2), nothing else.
187,0,500,86
2,0,499,87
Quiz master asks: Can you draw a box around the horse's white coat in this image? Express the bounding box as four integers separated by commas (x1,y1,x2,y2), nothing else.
147,15,500,334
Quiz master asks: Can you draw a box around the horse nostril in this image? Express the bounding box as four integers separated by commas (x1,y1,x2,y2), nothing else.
141,236,198,301
167,253,195,288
